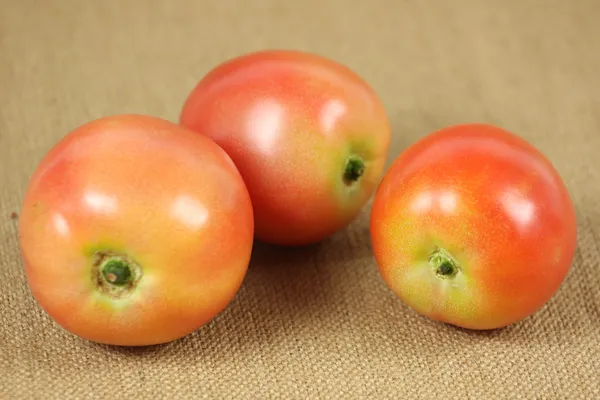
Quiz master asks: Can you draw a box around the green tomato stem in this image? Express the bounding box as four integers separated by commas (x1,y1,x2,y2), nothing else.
429,248,459,279
343,155,365,185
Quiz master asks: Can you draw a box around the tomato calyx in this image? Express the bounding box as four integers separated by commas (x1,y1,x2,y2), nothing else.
429,247,459,279
343,155,365,185
92,251,142,298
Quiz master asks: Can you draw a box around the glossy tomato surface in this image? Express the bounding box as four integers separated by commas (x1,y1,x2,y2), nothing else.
370,123,577,330
19,115,254,346
180,50,391,245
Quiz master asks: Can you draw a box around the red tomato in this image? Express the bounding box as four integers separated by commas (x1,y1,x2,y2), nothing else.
19,115,254,346
370,123,577,330
180,50,391,245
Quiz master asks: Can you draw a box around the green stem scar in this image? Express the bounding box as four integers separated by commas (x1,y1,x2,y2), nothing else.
429,248,459,279
92,251,142,298
343,155,365,185
102,259,132,286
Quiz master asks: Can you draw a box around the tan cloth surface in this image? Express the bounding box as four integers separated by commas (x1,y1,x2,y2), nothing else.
1,1,599,398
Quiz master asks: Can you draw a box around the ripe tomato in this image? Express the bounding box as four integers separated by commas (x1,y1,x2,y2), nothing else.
370,123,577,330
180,50,391,245
19,115,254,346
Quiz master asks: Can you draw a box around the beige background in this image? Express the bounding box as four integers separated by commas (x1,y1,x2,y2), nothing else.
1,1,599,398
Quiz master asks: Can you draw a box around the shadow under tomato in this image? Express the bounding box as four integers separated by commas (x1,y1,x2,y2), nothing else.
195,214,383,342
227,237,339,341
89,341,172,355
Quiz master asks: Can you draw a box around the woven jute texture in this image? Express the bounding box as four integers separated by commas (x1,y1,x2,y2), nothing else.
1,1,599,398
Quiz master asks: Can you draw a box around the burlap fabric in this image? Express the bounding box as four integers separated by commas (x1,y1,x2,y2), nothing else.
1,1,599,398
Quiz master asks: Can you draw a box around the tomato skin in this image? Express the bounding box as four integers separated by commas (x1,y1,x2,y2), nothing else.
18,115,254,346
370,123,577,330
180,50,391,245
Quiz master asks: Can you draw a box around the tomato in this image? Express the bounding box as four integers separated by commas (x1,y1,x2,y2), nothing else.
180,50,391,245
18,115,254,346
370,123,577,330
